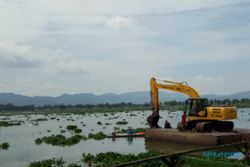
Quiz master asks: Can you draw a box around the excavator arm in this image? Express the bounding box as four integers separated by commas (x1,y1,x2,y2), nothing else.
148,77,200,128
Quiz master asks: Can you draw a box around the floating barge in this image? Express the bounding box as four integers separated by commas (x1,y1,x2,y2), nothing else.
145,128,250,146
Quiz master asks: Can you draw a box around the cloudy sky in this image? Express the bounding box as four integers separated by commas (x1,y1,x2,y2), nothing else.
0,0,250,96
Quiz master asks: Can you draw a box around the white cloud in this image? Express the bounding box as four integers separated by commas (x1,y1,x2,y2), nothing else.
0,41,88,75
106,16,133,29
0,41,42,68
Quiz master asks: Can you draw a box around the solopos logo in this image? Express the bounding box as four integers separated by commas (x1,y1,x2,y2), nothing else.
202,151,237,158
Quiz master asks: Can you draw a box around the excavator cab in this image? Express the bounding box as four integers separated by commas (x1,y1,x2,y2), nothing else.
185,98,209,117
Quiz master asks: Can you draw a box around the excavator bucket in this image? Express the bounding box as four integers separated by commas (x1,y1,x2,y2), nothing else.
147,112,160,128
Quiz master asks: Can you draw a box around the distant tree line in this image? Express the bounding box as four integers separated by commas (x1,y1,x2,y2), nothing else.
162,98,250,108
207,98,250,107
0,98,250,112
0,102,145,112
38,102,144,110
0,103,35,111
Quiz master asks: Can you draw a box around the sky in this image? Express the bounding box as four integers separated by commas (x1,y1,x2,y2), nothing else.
0,0,250,96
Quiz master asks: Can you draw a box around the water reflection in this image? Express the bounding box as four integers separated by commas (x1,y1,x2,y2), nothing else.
145,139,200,154
111,136,134,145
127,137,133,145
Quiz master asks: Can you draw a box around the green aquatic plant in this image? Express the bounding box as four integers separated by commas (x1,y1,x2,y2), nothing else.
66,125,78,130
88,132,106,140
0,121,10,126
29,157,81,167
60,130,66,133
40,134,85,146
0,142,10,150
67,164,81,167
82,153,95,162
0,121,21,127
32,118,48,122
35,138,43,145
74,128,82,133
116,121,128,125
82,151,164,167
28,157,64,167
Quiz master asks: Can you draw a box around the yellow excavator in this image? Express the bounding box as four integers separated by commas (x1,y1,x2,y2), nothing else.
147,78,237,132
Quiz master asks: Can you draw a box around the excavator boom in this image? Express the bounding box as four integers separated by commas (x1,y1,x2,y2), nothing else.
150,78,200,113
148,77,200,128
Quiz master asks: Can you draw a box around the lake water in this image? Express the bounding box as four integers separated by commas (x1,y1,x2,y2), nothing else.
0,108,249,167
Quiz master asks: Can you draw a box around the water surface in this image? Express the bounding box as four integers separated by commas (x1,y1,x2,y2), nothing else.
0,108,249,167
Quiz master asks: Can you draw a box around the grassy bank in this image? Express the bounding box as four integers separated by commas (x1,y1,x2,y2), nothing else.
82,152,250,167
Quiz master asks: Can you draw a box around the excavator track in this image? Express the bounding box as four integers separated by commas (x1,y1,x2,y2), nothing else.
195,121,234,132
177,120,234,132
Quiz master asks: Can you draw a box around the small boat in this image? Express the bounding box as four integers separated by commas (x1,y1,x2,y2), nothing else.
107,132,145,138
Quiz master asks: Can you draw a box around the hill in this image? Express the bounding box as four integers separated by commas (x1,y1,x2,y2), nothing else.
0,91,250,106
